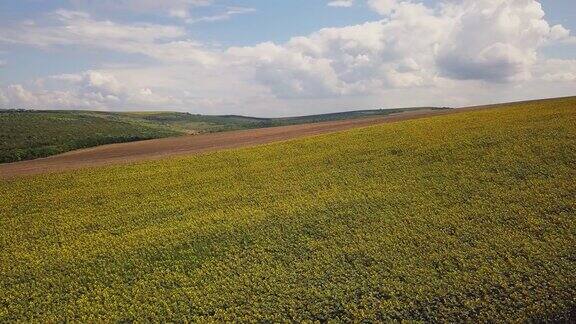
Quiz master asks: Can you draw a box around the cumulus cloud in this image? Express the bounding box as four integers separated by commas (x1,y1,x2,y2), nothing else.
229,3,445,98
435,0,566,82
0,84,94,109
1,71,129,109
38,70,180,108
228,0,572,99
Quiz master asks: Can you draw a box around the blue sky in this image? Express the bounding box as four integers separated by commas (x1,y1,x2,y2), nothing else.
0,0,575,116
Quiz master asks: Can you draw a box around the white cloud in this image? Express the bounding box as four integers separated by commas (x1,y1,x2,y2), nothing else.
0,84,95,109
186,7,256,24
0,10,218,66
228,4,447,98
0,10,184,47
328,0,355,8
3,85,37,106
435,0,566,82
535,59,576,82
367,0,399,15
0,60,6,67
0,92,7,106
168,9,189,18
81,71,123,96
68,0,212,18
43,70,181,108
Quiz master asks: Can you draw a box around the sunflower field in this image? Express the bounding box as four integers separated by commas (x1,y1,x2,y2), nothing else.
1,97,575,321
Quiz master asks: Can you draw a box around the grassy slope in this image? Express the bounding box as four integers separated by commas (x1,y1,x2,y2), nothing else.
1,97,575,321
0,111,182,163
0,107,442,163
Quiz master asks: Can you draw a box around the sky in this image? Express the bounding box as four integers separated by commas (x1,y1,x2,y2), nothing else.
0,0,575,117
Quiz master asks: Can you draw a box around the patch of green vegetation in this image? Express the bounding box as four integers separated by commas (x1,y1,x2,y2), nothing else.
0,111,182,163
0,107,444,163
1,97,574,321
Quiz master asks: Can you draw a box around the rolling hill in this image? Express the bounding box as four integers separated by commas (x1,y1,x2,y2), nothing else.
0,97,574,321
0,107,444,163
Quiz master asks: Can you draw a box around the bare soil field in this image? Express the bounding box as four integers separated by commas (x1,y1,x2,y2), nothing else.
0,107,486,179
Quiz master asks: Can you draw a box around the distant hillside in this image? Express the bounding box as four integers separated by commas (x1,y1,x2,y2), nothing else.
119,107,447,133
0,111,181,164
0,107,445,163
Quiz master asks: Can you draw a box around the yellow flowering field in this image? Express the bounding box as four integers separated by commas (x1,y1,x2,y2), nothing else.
1,97,575,321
